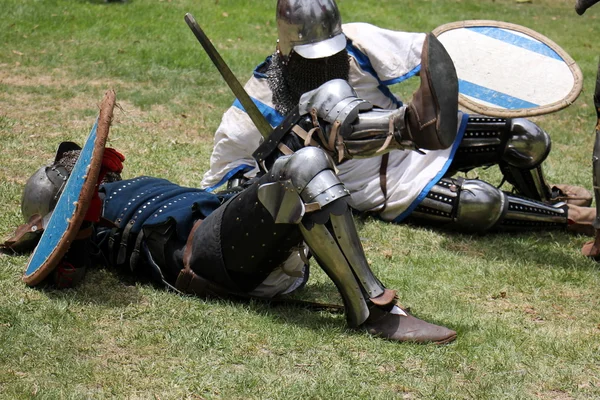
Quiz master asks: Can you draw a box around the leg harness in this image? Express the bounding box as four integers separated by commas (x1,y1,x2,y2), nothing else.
259,147,396,327
449,115,553,201
407,177,568,233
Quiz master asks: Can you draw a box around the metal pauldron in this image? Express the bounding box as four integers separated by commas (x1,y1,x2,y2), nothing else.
298,79,367,120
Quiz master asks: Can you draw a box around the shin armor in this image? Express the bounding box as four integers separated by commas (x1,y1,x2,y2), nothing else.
259,147,395,327
450,115,552,201
407,177,567,233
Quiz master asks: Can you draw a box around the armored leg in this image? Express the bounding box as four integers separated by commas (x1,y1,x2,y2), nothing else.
449,115,554,202
261,147,456,343
264,147,392,327
406,177,573,233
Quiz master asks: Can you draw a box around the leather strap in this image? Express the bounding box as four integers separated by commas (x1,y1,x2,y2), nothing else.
379,153,389,213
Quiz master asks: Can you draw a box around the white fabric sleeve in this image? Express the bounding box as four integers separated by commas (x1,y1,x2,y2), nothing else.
342,22,426,83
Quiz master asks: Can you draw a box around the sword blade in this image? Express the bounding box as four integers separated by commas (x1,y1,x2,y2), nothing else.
184,13,273,139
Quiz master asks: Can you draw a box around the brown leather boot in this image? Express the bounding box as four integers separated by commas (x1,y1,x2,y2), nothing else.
405,33,459,151
582,230,600,259
551,184,593,207
567,204,596,236
362,306,457,344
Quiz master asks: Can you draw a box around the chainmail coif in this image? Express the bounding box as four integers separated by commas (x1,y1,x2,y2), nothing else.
267,49,350,116
58,150,121,183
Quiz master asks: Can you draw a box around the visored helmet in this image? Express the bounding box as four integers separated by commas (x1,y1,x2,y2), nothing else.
276,0,347,60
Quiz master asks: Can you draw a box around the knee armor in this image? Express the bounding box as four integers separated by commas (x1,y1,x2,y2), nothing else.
502,118,551,169
262,147,350,221
451,115,551,172
409,178,567,233
450,115,553,201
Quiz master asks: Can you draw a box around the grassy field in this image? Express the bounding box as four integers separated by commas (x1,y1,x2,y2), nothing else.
1,0,600,398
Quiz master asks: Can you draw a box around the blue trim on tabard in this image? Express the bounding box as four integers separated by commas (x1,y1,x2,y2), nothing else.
26,119,99,276
380,64,421,86
232,98,285,128
468,27,562,61
459,79,539,109
391,113,470,223
253,55,272,79
204,164,254,193
345,40,404,107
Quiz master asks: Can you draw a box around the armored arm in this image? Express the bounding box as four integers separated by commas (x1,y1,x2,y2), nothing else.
296,79,419,162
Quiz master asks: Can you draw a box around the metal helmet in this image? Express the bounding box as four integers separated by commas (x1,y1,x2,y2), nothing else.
20,141,80,223
276,0,347,60
21,164,69,223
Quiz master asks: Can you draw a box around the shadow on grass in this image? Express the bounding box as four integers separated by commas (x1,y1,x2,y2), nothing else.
40,267,145,307
403,221,600,272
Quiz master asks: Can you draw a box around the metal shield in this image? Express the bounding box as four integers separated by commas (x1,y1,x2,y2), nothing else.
433,20,583,117
22,90,116,286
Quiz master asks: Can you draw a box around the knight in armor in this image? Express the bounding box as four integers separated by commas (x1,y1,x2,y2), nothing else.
6,3,473,345
201,0,597,236
7,90,459,344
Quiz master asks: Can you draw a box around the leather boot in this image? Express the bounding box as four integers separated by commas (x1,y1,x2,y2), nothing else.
1,214,44,253
582,230,600,259
362,306,457,344
567,204,596,236
551,184,593,207
405,33,459,151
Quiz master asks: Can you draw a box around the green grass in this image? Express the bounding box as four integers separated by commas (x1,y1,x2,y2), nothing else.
2,0,600,398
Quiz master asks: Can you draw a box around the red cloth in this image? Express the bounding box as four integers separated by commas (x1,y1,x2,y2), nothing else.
84,148,125,222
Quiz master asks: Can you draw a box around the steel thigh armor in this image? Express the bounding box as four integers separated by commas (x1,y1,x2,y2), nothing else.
407,177,567,232
450,115,552,201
